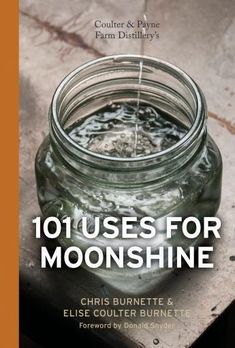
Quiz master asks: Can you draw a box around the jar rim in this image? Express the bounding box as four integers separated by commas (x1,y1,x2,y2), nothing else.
51,54,205,164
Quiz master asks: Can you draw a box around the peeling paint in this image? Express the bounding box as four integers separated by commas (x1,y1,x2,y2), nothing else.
208,111,235,135
20,10,104,58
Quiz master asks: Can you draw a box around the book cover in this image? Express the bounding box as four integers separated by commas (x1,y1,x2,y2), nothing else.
19,1,235,347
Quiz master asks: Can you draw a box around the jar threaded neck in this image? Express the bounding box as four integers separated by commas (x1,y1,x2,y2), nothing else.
49,55,207,184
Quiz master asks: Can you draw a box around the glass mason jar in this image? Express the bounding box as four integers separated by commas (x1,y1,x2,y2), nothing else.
35,55,222,294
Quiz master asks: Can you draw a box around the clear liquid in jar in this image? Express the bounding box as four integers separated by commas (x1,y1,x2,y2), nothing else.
68,102,187,157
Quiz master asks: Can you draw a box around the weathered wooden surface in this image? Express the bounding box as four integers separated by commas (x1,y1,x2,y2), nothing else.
20,1,235,347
